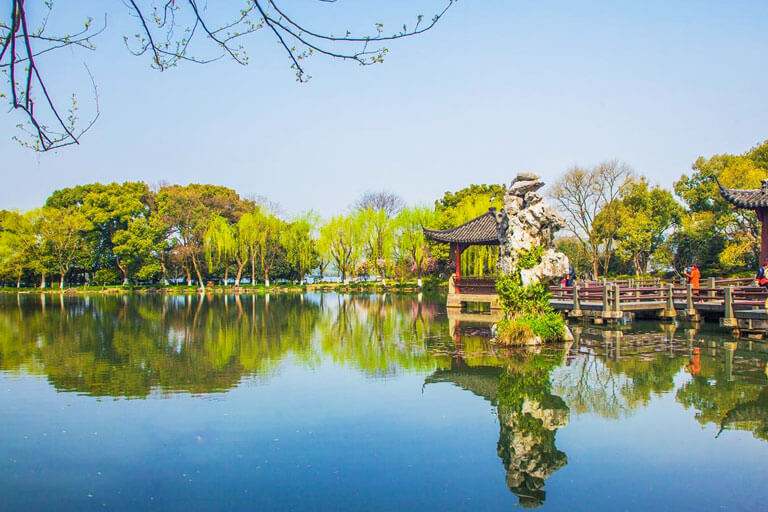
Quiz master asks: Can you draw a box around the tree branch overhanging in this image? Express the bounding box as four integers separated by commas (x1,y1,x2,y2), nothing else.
2,0,456,151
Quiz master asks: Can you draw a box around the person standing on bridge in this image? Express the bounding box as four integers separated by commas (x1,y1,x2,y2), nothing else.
684,264,701,295
565,265,577,287
756,259,768,288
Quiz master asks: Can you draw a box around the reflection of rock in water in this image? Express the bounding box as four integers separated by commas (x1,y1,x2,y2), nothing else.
424,349,570,507
497,394,569,507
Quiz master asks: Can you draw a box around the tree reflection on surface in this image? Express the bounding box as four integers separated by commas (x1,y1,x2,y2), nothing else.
1,293,768,507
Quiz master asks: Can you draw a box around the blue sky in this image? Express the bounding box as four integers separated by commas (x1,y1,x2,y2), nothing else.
2,0,767,218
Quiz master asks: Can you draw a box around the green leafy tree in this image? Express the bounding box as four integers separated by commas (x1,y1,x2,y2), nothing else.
358,206,394,279
38,206,92,289
549,161,634,278
394,206,435,278
252,210,284,287
112,216,170,284
594,179,682,275
281,214,317,285
673,141,768,272
47,182,153,281
0,210,36,287
204,215,237,286
431,184,504,276
237,210,263,286
156,184,249,289
320,214,362,283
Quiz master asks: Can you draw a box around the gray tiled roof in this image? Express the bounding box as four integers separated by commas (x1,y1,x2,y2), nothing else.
718,178,768,209
423,210,501,245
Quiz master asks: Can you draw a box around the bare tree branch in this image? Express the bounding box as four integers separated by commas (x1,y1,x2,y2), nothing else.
2,0,456,151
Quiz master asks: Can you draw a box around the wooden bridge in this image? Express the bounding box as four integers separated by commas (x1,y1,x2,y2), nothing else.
550,277,768,338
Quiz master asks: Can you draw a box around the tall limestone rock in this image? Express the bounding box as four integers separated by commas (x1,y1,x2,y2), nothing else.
497,173,569,286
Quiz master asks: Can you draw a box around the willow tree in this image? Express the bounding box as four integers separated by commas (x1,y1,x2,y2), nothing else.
320,214,362,283
204,215,237,285
250,209,283,287
281,214,316,285
358,206,394,279
156,184,248,289
395,206,435,281
238,210,261,286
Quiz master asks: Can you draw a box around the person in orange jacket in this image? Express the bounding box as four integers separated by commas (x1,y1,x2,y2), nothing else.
684,264,701,295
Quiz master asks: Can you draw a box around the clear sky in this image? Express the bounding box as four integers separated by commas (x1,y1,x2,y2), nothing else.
2,0,767,218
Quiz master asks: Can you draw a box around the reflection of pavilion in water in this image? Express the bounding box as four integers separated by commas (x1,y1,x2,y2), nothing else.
425,351,569,508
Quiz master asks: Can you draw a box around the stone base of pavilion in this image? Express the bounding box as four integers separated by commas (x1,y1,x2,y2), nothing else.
447,275,502,311
447,293,503,310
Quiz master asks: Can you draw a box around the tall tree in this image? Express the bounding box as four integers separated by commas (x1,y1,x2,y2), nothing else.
395,206,435,279
46,182,153,281
354,191,406,217
594,179,682,275
549,161,634,278
0,210,33,287
237,210,262,286
358,206,394,279
320,215,362,283
250,209,283,287
204,215,237,285
673,141,768,272
156,184,249,289
112,216,170,284
281,214,317,285
38,206,92,289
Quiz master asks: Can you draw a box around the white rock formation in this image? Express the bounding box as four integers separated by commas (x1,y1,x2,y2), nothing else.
497,173,569,285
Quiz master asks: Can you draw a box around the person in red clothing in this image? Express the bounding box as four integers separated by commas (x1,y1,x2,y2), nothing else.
756,259,768,288
684,264,701,295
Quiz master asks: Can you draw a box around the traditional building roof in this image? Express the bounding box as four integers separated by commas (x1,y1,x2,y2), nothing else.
423,208,502,245
718,178,768,209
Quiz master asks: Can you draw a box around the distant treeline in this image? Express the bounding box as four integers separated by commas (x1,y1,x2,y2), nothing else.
0,183,503,289
1,140,765,288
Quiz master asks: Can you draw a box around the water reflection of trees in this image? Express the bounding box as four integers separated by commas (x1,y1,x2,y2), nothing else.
552,324,768,441
315,294,443,377
553,326,687,419
0,293,449,397
676,341,768,441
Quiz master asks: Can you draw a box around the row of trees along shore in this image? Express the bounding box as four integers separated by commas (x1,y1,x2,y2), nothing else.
0,182,500,289
1,140,767,288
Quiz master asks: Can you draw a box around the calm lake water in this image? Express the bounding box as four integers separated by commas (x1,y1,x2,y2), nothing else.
1,293,767,511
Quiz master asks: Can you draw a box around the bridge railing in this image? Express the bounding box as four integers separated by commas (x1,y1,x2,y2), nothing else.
549,280,768,311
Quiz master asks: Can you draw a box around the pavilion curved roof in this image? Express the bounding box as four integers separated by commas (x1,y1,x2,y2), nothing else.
717,178,768,209
423,208,501,245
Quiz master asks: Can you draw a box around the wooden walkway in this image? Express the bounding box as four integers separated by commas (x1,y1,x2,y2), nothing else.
549,277,768,338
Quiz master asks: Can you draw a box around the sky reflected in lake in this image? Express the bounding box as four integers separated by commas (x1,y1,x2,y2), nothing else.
1,293,767,511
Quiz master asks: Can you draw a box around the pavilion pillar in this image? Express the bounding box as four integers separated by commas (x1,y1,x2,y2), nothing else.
759,208,768,265
453,243,464,293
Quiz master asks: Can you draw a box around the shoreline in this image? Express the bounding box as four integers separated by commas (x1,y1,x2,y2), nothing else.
0,281,448,295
